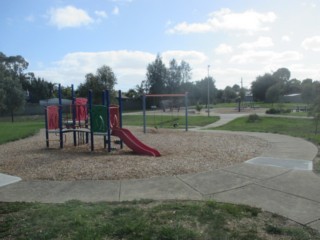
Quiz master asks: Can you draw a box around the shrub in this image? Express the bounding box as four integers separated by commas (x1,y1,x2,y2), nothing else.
247,114,260,123
266,108,280,114
195,102,203,112
266,108,291,114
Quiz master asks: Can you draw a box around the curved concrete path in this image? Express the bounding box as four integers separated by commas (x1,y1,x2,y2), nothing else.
0,113,320,232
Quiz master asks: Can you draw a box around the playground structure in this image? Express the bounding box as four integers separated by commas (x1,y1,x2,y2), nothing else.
44,84,160,157
142,93,189,133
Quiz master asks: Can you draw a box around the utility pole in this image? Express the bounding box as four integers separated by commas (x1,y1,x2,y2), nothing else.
207,65,210,117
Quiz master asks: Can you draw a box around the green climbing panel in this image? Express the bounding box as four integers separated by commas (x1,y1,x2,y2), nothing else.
91,105,108,133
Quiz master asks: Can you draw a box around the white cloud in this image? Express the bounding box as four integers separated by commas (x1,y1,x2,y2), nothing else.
301,1,317,8
162,50,208,66
302,36,320,51
31,49,315,93
95,10,108,18
167,8,276,34
25,14,35,22
238,37,273,49
230,50,302,64
34,51,155,90
281,35,291,42
32,50,209,91
48,5,94,29
214,44,233,54
212,67,261,89
112,6,120,15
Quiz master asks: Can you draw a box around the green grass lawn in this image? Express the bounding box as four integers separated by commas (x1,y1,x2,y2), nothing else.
211,115,320,173
1,200,319,240
0,121,44,145
211,116,320,144
1,115,320,239
122,115,219,129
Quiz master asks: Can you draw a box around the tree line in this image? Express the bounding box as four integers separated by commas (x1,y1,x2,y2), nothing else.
251,67,320,104
0,52,118,121
1,51,320,121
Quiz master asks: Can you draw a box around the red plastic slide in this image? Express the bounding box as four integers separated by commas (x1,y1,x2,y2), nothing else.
111,128,161,157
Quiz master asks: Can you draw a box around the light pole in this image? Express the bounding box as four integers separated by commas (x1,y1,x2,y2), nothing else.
207,65,210,117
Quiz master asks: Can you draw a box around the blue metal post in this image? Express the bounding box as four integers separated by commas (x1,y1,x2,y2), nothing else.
71,84,77,146
58,84,63,148
102,90,107,149
185,92,188,132
118,90,123,149
106,90,111,152
89,90,94,151
44,106,49,147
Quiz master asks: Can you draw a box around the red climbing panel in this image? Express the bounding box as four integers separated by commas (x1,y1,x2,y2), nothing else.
75,98,88,122
109,105,120,129
47,105,59,130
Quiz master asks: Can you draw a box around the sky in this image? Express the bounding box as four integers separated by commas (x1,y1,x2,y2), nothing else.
1,0,320,91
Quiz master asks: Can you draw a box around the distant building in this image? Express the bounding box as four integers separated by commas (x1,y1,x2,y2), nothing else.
243,91,253,102
281,93,302,103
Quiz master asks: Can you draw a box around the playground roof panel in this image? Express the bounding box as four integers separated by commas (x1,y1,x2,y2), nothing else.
39,98,72,106
145,94,187,97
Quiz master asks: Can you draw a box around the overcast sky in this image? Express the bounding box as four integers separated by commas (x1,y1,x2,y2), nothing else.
1,0,320,91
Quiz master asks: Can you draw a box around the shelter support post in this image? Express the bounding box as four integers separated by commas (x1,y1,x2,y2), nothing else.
143,94,146,133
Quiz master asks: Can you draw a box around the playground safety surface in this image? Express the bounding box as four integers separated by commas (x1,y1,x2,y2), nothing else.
1,113,320,233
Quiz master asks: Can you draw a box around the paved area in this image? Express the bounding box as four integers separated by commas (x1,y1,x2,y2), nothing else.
1,113,320,232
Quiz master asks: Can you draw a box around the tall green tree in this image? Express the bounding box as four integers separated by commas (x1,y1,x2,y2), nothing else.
77,65,117,104
251,73,277,101
0,69,25,121
166,59,182,94
180,60,192,83
251,68,292,102
96,65,117,91
0,52,29,79
135,80,147,96
0,52,27,121
272,68,291,82
284,78,301,94
195,77,216,106
265,83,282,105
223,86,237,103
301,79,319,104
146,54,167,94
28,77,54,103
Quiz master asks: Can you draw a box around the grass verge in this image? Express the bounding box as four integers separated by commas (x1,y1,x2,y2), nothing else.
211,115,320,175
1,200,319,240
122,115,219,129
211,116,320,144
0,121,43,145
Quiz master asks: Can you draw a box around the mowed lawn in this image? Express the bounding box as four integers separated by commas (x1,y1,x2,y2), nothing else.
0,121,43,145
122,115,219,128
1,200,320,240
1,114,320,239
211,116,320,144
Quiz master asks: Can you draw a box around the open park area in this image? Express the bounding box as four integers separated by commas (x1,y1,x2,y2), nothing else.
1,107,320,239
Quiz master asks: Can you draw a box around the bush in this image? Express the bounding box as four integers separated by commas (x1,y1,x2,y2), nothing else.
195,102,203,112
266,108,280,114
247,114,260,123
266,108,291,114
